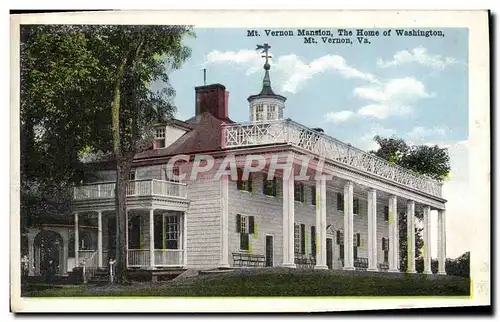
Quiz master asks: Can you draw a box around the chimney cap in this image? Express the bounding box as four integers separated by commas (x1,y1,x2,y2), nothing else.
312,127,324,133
195,83,226,91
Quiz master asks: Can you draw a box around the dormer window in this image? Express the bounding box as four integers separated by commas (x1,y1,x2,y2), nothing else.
154,127,166,149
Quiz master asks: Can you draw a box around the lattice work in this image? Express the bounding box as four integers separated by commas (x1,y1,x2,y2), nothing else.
223,120,443,197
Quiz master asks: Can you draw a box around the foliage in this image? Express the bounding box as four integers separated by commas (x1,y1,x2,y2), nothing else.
444,252,470,278
370,136,451,271
371,135,451,181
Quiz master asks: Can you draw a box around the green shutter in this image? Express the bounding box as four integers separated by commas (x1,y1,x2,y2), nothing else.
336,230,341,245
300,224,306,254
236,214,241,233
249,216,255,234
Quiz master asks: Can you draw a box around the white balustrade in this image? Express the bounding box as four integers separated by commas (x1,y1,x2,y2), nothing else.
127,249,184,267
223,119,443,197
153,249,184,267
127,249,150,267
73,180,188,200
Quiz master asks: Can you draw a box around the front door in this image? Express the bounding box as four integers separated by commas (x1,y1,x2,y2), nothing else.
326,238,333,269
265,235,274,267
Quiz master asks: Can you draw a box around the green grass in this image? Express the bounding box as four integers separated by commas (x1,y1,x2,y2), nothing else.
22,271,470,297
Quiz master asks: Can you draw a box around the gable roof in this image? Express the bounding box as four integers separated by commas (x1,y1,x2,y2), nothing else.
134,112,235,159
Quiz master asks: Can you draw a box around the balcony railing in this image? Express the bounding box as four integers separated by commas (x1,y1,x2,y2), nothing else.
73,179,187,200
127,249,184,267
223,119,443,198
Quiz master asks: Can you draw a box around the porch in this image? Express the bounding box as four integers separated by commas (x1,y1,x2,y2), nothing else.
70,179,189,281
73,209,187,271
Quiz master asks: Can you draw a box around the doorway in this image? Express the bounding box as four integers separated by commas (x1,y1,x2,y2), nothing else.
34,230,64,277
326,238,333,269
265,235,274,267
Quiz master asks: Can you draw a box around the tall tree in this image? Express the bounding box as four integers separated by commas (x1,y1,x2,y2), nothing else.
103,26,192,282
370,135,450,272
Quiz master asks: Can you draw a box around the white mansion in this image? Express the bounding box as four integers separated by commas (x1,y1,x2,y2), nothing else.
23,52,448,281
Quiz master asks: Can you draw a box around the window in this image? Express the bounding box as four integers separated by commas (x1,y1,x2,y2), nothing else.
165,215,180,249
129,170,136,181
294,182,304,202
311,186,316,205
382,237,389,263
154,214,181,250
237,168,252,192
294,223,306,255
278,107,283,119
353,198,360,215
155,127,166,139
311,226,316,258
236,214,255,251
263,176,277,197
255,104,264,121
384,206,389,221
267,104,276,120
337,193,344,211
154,127,166,149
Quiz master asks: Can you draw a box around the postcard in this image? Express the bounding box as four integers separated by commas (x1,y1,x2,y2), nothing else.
10,10,490,312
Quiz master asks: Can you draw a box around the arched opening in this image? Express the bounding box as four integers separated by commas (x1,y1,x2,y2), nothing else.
33,230,64,278
20,235,29,276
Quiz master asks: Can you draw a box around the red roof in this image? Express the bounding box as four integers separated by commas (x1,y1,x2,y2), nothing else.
135,112,235,159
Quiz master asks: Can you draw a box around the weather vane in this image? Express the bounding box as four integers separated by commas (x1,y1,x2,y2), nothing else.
256,43,272,68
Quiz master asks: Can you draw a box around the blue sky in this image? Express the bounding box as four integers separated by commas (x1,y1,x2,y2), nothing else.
166,28,468,151
161,27,470,258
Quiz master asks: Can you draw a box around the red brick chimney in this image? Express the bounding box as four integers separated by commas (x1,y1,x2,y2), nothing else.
195,84,229,120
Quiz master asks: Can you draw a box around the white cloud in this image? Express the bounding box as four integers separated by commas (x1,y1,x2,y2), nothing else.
407,126,448,141
205,49,263,75
377,46,459,69
325,110,355,123
324,77,433,122
205,50,377,93
350,77,433,119
357,104,411,119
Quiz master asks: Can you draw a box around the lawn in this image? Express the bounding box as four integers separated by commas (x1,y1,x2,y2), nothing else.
22,268,470,297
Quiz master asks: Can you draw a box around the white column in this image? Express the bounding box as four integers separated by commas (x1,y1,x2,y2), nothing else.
423,206,432,274
125,210,129,268
183,212,188,267
314,177,328,269
407,200,417,273
74,213,79,267
438,209,447,275
27,235,35,276
149,208,155,268
343,181,355,270
219,175,230,268
282,165,296,268
62,233,69,274
388,195,399,272
367,188,378,271
97,211,103,268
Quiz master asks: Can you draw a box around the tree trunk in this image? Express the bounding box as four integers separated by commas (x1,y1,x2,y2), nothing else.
111,56,128,283
114,161,130,283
